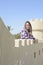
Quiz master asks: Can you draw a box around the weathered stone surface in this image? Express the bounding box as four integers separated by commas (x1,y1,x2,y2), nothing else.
0,18,43,65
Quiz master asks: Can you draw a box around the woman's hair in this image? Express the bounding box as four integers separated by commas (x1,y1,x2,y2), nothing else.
24,21,32,33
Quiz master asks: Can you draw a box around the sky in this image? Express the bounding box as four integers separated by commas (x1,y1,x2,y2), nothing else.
0,0,43,34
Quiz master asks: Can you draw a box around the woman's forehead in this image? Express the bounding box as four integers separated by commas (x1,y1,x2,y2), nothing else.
26,23,30,25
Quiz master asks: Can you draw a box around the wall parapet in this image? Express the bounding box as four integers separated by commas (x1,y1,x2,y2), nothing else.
14,39,38,47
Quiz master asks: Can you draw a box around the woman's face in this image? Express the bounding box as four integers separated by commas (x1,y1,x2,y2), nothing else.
25,23,30,30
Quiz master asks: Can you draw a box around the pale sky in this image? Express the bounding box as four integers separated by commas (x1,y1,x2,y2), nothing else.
0,0,43,34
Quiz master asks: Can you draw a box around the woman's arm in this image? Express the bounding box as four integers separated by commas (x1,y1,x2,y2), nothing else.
29,34,35,40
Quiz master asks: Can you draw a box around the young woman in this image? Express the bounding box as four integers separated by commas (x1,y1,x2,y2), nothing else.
20,21,35,39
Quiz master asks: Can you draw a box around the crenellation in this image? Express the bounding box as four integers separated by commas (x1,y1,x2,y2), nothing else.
14,39,38,47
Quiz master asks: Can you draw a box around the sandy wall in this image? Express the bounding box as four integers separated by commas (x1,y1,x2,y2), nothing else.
0,19,43,65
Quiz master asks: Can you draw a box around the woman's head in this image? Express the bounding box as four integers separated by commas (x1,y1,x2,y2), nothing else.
24,21,32,33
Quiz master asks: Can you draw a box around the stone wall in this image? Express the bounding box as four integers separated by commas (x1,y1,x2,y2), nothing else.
0,18,14,65
0,19,43,65
31,19,43,39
